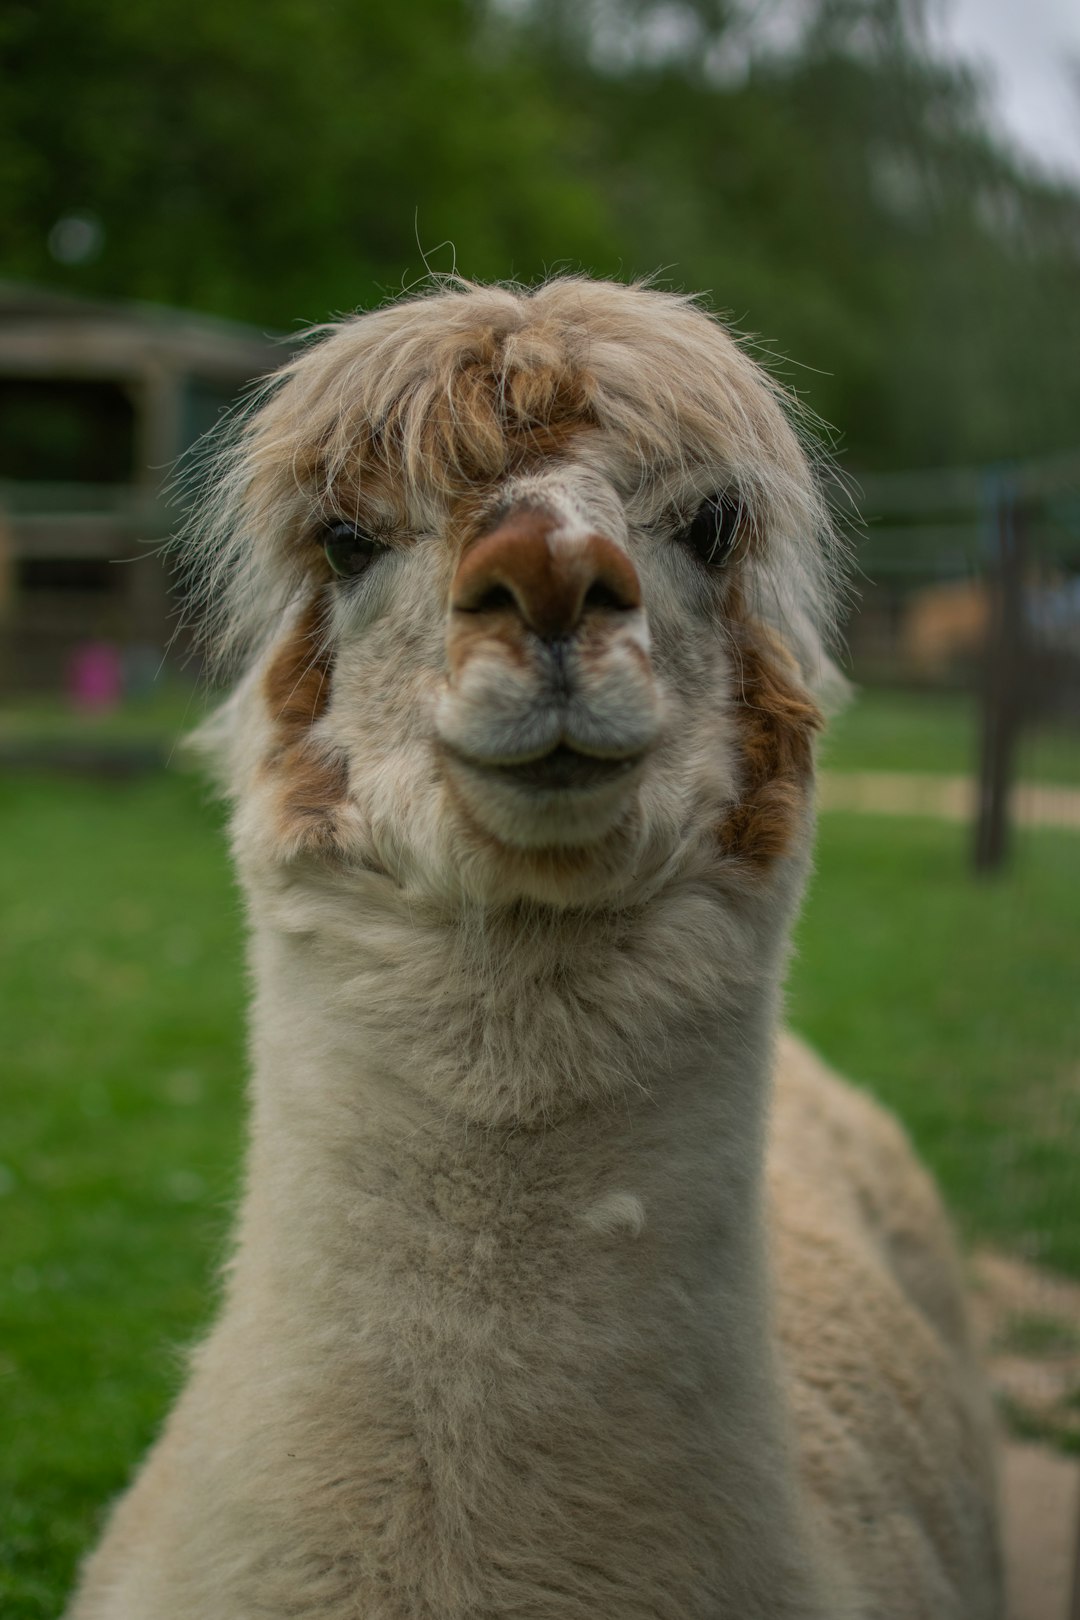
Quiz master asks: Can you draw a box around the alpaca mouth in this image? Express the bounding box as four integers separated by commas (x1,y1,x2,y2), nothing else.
453,743,644,793
492,744,641,791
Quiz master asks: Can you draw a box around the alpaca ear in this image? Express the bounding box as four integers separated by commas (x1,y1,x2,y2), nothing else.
740,586,849,718
183,699,235,794
782,611,851,720
814,654,852,720
183,663,271,799
740,535,850,720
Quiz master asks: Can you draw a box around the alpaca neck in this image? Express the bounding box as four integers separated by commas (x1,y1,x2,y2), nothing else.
241,861,792,1242
227,861,824,1616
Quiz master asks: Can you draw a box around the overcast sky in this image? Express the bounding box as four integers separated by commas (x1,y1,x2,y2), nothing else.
929,0,1080,180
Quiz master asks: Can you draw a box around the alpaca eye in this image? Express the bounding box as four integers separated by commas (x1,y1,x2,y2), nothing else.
321,521,384,579
677,495,742,567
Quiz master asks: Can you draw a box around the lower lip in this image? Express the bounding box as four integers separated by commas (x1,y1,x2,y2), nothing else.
464,745,641,792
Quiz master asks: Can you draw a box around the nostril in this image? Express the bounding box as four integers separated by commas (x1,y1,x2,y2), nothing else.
583,579,632,614
462,583,517,615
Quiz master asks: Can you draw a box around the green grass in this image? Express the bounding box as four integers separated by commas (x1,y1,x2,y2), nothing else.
0,680,215,749
2,771,1078,1613
993,1314,1080,1357
0,773,246,1614
789,813,1080,1276
821,686,1080,785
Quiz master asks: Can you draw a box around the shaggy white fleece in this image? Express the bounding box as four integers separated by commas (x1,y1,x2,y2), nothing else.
67,278,1001,1619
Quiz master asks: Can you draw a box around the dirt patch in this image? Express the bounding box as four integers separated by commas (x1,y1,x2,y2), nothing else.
1000,1441,1079,1620
967,1253,1080,1618
818,771,1080,829
970,1249,1080,1450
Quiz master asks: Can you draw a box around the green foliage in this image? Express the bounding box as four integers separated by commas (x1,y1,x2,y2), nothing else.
0,0,614,324
2,0,1079,461
516,0,1080,465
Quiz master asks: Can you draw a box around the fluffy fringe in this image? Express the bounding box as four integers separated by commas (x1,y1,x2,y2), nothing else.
170,276,849,694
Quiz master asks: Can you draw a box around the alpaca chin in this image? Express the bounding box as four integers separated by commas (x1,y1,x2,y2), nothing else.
439,746,647,851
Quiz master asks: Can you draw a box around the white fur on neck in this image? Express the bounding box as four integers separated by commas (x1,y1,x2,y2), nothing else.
164,831,846,1620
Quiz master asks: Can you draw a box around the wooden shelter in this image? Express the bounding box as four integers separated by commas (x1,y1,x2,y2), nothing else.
0,283,281,691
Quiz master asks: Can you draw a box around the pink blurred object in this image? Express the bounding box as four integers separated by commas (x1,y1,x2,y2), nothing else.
69,641,124,714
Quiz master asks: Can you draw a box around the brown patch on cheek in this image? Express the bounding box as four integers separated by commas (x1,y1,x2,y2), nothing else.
270,748,350,858
716,612,823,868
264,594,333,739
262,592,349,855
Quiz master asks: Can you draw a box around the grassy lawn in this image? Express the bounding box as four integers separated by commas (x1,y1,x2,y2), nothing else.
791,813,1080,1276
0,681,215,749
0,773,246,1615
2,768,1078,1613
821,685,1080,785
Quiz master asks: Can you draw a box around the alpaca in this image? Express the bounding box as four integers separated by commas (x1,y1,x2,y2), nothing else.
67,278,1001,1619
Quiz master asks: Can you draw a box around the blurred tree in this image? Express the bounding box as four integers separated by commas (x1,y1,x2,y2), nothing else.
509,0,1080,465
1,0,1078,468
0,0,615,325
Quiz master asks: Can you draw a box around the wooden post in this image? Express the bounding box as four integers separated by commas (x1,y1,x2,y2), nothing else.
974,480,1026,874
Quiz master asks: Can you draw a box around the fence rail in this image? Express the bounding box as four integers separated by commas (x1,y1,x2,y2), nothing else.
842,448,1080,871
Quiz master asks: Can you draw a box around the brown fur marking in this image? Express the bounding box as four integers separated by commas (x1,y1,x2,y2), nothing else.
262,593,348,853
263,594,333,741
399,328,597,489
274,747,350,856
717,614,823,867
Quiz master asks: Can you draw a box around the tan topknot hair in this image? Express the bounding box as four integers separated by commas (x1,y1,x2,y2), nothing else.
174,276,846,689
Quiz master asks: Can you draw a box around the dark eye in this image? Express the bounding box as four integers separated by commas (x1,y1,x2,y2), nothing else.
321,520,384,579
676,494,742,568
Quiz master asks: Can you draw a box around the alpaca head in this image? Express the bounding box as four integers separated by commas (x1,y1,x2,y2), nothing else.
189,279,840,908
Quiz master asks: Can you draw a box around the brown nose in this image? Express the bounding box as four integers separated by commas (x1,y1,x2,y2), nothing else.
451,508,641,641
